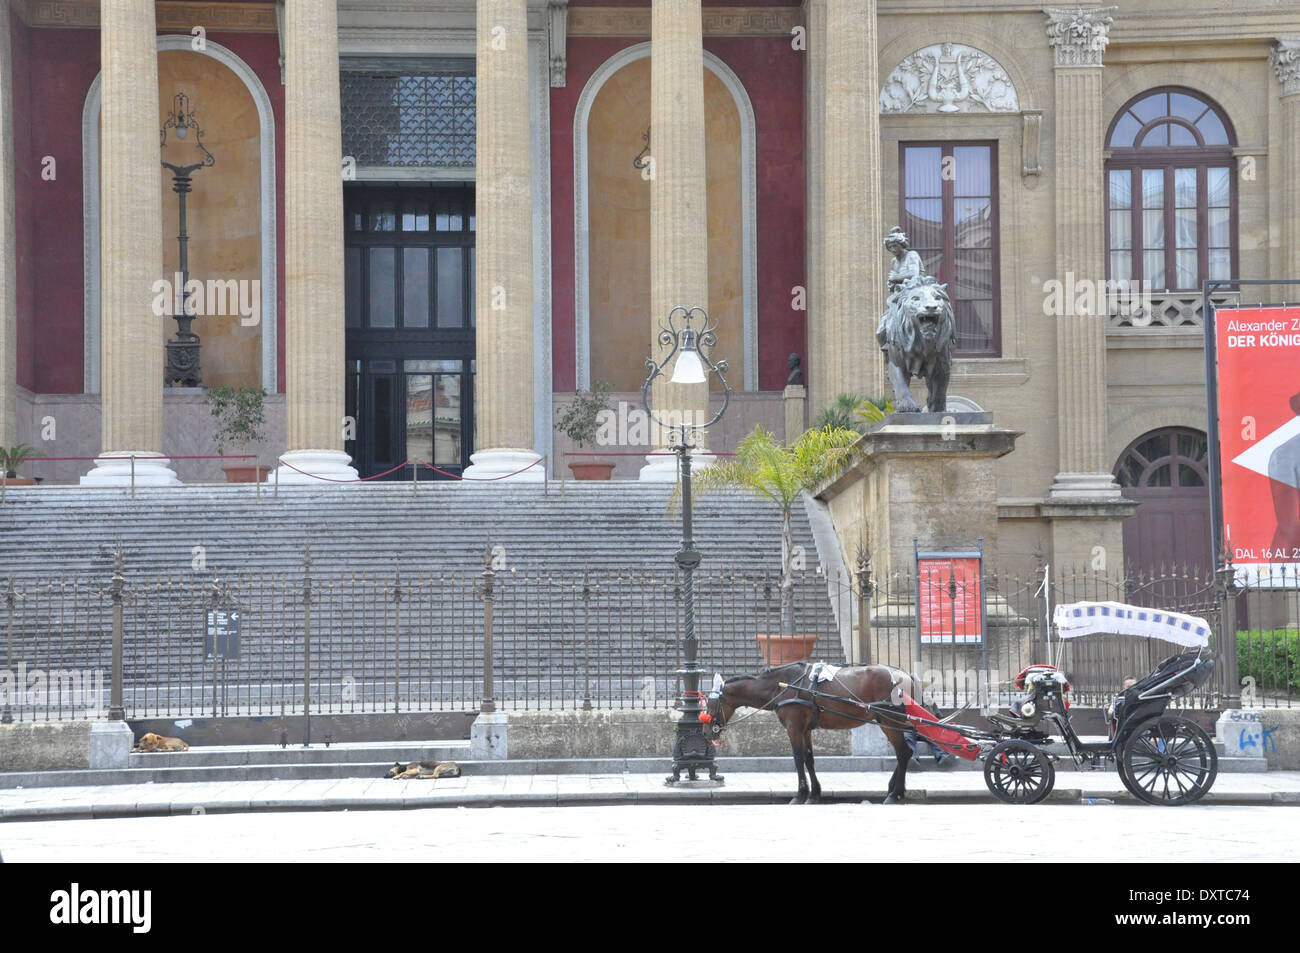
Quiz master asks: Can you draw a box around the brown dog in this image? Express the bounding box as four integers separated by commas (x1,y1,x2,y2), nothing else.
132,732,188,753
385,760,461,780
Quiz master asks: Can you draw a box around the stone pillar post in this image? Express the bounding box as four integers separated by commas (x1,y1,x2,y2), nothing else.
816,0,884,410
783,384,807,445
82,0,178,486
0,0,15,450
1273,38,1300,281
463,0,542,482
641,0,710,482
273,0,357,484
1044,6,1119,499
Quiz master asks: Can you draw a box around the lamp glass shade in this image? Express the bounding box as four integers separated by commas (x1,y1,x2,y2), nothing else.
670,349,707,384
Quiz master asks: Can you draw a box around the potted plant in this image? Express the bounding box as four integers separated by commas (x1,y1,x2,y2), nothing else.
1,444,37,486
691,425,860,665
556,379,615,480
204,385,269,483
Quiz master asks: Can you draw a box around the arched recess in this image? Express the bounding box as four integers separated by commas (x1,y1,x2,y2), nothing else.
83,35,277,393
573,42,757,391
1114,426,1212,574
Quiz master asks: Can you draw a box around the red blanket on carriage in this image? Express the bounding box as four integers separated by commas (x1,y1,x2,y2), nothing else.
899,691,981,761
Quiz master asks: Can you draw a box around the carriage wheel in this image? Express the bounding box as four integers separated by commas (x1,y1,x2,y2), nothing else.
1115,757,1143,800
984,740,1055,805
1120,716,1218,806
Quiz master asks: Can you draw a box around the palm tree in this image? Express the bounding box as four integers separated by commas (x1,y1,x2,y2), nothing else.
689,425,860,634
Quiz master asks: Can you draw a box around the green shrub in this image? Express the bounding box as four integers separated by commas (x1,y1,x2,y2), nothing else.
1237,628,1300,695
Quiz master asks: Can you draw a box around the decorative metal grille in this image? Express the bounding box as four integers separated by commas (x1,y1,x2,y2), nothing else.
341,71,477,168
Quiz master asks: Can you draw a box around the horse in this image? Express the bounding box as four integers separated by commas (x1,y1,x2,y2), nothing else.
703,661,920,805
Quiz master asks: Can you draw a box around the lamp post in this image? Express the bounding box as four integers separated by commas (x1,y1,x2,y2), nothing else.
160,91,215,387
642,306,730,784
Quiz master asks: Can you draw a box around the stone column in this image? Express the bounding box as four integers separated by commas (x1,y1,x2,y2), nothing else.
273,0,357,484
82,0,178,486
803,0,827,417
462,0,542,482
1273,38,1300,281
641,0,710,482
816,0,884,411
1044,6,1119,499
0,0,15,451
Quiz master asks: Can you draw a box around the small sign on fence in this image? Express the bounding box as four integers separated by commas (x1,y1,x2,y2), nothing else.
205,608,240,659
914,540,984,646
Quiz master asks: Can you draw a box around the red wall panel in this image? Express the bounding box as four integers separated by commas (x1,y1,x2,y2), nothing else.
12,25,284,394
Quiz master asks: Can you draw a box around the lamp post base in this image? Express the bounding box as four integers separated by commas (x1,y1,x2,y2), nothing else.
666,713,724,784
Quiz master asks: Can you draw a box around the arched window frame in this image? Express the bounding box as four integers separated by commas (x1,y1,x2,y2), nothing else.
1104,87,1238,294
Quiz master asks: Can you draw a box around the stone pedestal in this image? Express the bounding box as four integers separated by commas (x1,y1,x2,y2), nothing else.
783,384,806,444
815,413,1025,675
817,413,1019,581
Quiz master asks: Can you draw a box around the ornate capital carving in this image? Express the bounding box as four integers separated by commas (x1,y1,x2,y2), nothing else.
880,43,1020,114
548,1,568,88
1272,37,1300,97
1043,6,1117,68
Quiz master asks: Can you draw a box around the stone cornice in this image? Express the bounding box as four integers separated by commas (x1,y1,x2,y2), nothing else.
1272,37,1300,96
569,6,802,37
1044,6,1116,67
16,0,278,31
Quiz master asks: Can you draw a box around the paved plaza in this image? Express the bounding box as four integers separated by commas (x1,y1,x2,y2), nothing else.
1,800,1293,863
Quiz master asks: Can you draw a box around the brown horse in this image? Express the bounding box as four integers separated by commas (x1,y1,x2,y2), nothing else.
703,661,920,804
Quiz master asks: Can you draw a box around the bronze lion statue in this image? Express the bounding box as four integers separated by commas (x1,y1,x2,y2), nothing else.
877,277,954,413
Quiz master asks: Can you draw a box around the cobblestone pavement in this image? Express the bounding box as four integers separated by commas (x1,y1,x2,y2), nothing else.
0,801,1293,862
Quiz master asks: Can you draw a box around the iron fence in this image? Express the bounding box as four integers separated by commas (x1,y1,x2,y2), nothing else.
0,547,842,723
2,549,1296,727
830,561,1296,711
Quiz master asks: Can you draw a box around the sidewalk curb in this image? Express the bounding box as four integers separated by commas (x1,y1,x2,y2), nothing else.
2,788,1294,822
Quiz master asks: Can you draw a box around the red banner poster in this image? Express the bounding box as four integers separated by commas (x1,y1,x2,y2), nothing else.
916,556,983,643
1214,305,1300,586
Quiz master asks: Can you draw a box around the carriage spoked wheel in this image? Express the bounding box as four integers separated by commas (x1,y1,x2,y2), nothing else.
1120,716,1218,806
984,739,1056,805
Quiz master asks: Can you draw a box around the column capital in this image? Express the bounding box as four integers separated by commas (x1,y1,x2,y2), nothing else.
1043,6,1116,68
1272,37,1300,97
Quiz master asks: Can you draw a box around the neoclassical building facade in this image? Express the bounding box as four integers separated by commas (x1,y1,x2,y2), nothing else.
0,0,1298,574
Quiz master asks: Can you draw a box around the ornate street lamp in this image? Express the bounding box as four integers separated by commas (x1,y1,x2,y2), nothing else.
642,306,730,784
160,91,215,387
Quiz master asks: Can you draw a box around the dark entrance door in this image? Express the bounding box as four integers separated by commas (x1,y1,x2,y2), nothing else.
344,185,475,479
1115,427,1213,577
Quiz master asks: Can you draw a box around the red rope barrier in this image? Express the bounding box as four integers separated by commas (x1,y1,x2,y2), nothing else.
276,457,411,483
420,458,545,481
23,454,256,462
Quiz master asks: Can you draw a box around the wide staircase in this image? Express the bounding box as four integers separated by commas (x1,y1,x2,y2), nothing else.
0,482,847,717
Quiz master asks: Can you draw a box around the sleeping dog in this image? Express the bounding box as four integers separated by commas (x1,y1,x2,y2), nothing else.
385,760,461,780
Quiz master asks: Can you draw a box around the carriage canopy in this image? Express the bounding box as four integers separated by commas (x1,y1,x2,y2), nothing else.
1051,601,1211,649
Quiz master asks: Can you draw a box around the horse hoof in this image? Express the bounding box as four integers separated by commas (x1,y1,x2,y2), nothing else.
789,796,808,806
883,795,904,805
808,796,821,805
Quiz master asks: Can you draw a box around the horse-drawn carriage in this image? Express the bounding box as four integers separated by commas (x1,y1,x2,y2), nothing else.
702,601,1219,806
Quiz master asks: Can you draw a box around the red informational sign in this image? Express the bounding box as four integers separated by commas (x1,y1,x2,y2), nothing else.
1214,305,1300,586
916,556,983,643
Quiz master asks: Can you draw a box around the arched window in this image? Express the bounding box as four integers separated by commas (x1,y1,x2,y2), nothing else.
1114,427,1212,575
1105,88,1236,292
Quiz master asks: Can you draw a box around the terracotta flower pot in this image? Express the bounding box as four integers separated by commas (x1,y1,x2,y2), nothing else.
0,476,35,486
568,461,615,481
755,634,818,667
221,464,271,484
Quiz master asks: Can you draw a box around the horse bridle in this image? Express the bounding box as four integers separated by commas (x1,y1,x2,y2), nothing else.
699,670,806,742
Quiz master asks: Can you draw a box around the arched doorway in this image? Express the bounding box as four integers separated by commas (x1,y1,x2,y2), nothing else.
1115,427,1212,575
